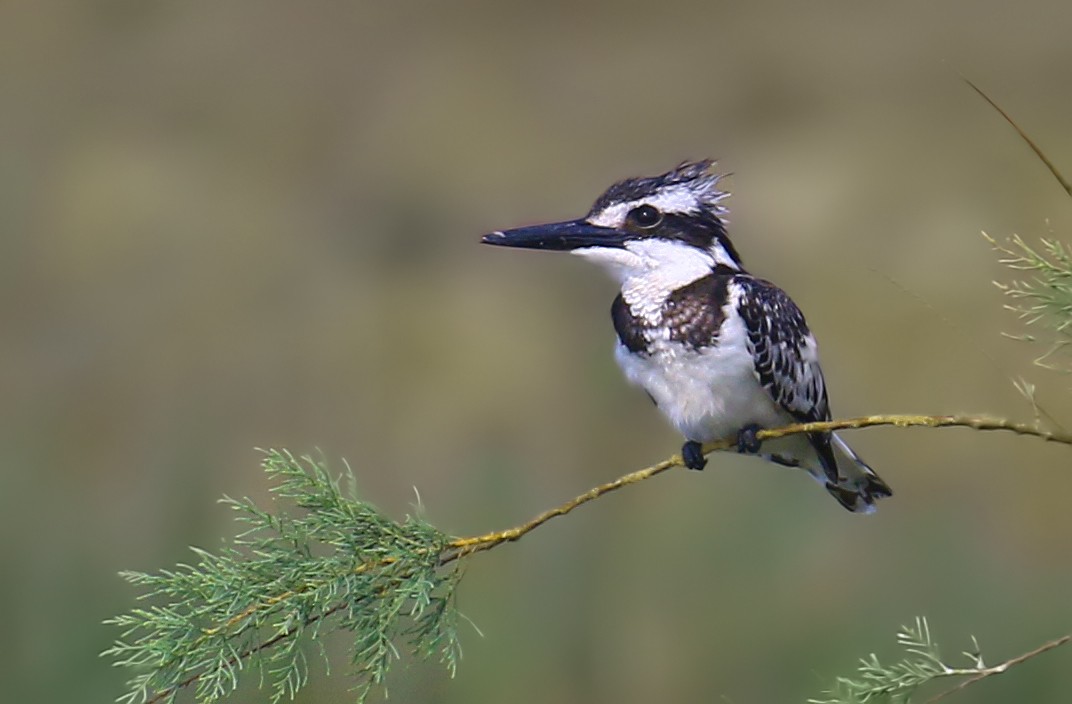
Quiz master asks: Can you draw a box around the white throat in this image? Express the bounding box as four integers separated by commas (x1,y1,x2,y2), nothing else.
573,239,721,323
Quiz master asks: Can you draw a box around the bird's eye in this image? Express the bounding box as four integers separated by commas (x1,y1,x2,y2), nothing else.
628,204,662,228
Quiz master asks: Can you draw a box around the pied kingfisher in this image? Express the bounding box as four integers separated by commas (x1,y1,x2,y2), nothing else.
482,160,892,513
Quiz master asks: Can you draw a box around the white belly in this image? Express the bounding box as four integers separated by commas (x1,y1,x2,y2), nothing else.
614,319,789,444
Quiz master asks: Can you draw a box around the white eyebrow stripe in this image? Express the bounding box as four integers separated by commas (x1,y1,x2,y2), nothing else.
644,185,705,215
587,183,727,229
587,202,631,228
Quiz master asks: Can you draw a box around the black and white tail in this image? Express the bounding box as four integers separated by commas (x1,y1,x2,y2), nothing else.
823,434,893,513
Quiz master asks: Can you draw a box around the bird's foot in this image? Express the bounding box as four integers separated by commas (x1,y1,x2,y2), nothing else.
682,440,707,470
736,424,764,454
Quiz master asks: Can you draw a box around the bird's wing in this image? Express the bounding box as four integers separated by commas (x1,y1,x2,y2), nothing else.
734,275,830,423
734,275,839,478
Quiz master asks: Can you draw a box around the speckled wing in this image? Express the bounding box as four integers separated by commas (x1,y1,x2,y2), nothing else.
734,275,830,424
734,275,841,481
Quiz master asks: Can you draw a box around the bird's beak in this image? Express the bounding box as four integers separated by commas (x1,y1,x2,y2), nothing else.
481,219,627,251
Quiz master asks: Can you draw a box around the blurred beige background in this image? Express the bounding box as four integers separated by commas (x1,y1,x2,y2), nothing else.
3,1,1072,702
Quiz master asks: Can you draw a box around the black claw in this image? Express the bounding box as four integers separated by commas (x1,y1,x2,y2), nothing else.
736,424,763,454
682,440,707,470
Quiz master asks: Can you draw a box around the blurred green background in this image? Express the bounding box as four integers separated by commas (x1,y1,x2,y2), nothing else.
3,1,1072,702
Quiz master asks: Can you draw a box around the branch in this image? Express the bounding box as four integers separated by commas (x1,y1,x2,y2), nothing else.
443,413,1072,560
925,633,1072,703
810,616,1071,704
107,414,1072,703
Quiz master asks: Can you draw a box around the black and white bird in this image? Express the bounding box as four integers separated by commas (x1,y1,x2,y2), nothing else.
482,160,892,513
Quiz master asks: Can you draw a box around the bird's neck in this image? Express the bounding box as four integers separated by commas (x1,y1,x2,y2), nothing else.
573,238,742,324
617,242,720,324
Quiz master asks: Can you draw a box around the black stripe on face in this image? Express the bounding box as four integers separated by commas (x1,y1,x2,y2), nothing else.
657,213,742,268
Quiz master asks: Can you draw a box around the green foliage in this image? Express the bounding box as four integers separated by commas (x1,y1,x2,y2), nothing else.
988,233,1072,371
104,450,464,703
809,618,987,704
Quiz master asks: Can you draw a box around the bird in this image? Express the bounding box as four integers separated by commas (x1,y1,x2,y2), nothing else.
481,159,892,513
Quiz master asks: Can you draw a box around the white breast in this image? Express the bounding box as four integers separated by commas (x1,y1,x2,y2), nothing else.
614,304,790,444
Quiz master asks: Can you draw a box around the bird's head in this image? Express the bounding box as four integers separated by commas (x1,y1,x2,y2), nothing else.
482,160,741,285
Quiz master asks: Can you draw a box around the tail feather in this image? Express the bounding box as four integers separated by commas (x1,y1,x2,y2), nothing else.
826,433,893,513
757,430,892,513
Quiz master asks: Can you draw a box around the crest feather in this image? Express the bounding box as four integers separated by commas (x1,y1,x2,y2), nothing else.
589,159,729,217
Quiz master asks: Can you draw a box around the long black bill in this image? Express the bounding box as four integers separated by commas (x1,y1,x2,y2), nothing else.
481,219,627,251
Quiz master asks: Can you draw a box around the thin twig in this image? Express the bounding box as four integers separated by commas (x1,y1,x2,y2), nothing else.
963,77,1072,198
924,633,1072,703
442,413,1072,559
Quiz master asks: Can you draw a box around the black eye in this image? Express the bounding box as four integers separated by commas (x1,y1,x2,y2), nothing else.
628,204,662,228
